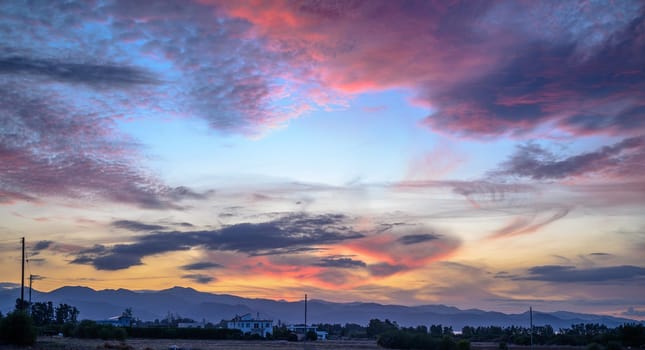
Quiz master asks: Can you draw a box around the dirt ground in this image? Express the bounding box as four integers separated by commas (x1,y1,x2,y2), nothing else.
5,336,380,350
1,337,588,350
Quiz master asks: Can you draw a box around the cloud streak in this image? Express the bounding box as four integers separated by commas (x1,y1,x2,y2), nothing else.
181,262,223,271
521,265,645,283
0,56,158,86
112,220,167,232
492,136,645,181
315,256,367,269
489,207,570,239
182,274,215,284
71,213,363,270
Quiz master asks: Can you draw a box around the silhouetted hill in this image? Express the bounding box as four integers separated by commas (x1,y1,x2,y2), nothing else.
0,285,640,329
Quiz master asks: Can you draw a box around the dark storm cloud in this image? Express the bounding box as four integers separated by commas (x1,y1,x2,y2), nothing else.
181,262,223,271
315,257,367,269
0,56,158,86
71,213,363,270
32,240,53,251
492,136,645,180
397,234,440,245
78,245,108,255
182,274,215,284
91,254,143,271
112,220,166,232
521,265,645,283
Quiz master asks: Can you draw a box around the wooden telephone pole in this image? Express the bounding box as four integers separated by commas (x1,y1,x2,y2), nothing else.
28,274,34,313
304,293,308,346
20,237,25,311
530,306,534,350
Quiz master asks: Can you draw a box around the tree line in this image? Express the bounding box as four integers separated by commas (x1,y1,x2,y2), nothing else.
313,319,644,349
1,300,643,348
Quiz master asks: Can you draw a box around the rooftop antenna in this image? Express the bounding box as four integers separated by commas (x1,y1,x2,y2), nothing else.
304,293,308,346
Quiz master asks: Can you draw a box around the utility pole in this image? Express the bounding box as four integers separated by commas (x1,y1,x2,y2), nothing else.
20,237,25,311
304,293,308,346
530,306,533,350
28,274,34,314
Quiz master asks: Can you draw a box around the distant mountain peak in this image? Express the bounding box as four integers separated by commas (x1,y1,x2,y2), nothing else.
1,284,641,327
161,286,199,293
50,285,96,293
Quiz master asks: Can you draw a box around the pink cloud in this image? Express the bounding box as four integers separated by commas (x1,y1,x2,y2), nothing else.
214,0,644,137
344,227,461,275
489,207,570,240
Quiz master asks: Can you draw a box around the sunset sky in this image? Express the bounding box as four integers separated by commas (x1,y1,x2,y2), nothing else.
0,0,644,319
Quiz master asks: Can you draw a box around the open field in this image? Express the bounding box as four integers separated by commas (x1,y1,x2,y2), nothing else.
0,337,584,350
0,337,591,350
3,337,380,350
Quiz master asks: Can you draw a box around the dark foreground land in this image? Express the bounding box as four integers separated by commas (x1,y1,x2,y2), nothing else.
2,336,379,349
0,337,592,350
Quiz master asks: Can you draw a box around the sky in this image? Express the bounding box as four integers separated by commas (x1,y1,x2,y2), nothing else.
0,0,644,319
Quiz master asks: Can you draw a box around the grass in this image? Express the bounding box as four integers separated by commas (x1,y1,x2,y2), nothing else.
14,336,380,350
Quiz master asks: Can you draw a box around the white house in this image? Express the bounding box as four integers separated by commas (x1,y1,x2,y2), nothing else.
97,315,132,327
226,313,273,337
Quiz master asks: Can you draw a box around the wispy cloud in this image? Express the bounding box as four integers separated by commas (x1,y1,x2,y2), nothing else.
182,274,215,284
112,220,167,232
521,265,645,283
0,82,205,208
315,256,367,269
489,207,570,239
32,240,53,251
397,233,440,245
0,56,158,86
181,262,223,271
491,137,645,180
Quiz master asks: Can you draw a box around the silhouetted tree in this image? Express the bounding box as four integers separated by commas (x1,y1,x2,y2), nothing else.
14,298,29,311
0,310,37,346
55,303,79,324
31,301,54,326
367,318,398,338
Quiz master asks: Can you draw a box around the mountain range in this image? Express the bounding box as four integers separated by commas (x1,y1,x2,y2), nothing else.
0,285,641,329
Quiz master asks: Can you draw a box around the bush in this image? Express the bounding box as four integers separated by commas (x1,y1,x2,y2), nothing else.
306,330,318,341
0,310,37,346
126,327,242,340
73,320,126,340
377,329,447,350
458,339,471,350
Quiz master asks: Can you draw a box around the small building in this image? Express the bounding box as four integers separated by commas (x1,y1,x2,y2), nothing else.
287,324,326,340
97,315,132,327
226,313,273,337
178,322,204,328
